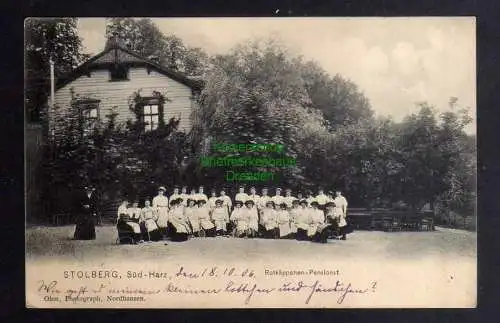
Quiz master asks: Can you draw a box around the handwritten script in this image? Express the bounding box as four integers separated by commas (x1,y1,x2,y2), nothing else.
34,265,378,307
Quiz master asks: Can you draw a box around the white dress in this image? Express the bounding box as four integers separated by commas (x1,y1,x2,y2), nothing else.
168,193,181,205
295,208,312,231
127,207,142,223
262,208,278,230
333,196,348,227
278,210,292,237
118,205,141,233
284,196,296,208
308,209,325,236
220,195,233,212
247,207,259,231
141,207,159,232
211,207,229,231
169,206,190,233
258,195,271,210
185,207,200,232
197,206,215,230
231,208,249,233
271,195,285,206
153,195,170,228
289,208,300,233
208,197,218,211
235,193,249,203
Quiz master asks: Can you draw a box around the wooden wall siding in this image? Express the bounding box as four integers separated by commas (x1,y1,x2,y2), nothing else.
52,67,194,133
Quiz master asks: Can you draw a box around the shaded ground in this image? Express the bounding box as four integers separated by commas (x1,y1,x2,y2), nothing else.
26,225,476,263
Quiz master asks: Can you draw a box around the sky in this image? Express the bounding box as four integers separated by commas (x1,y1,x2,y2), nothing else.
77,17,476,134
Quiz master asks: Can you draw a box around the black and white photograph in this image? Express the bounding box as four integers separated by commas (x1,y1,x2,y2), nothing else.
25,17,476,308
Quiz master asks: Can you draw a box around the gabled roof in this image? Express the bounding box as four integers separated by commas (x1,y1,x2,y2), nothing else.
55,43,204,91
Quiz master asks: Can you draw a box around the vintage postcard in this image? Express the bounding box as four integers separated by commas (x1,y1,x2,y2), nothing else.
25,17,476,308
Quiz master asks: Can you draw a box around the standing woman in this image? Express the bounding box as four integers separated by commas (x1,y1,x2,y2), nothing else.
289,199,300,235
219,189,233,215
169,187,181,206
211,199,229,236
180,186,189,207
140,200,161,242
168,198,190,242
73,185,98,240
197,200,216,237
153,186,170,239
333,190,351,240
208,189,218,212
277,202,294,239
283,189,295,209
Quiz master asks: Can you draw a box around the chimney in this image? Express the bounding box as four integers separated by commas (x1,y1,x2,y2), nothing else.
147,55,160,65
105,35,127,50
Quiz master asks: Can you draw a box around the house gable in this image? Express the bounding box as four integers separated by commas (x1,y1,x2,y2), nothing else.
51,45,202,134
55,44,203,92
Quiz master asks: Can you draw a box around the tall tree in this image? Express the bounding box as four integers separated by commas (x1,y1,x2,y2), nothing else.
25,18,89,123
105,18,209,77
196,39,327,189
297,59,374,129
436,98,475,216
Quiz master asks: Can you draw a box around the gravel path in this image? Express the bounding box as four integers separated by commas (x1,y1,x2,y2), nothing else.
26,225,476,263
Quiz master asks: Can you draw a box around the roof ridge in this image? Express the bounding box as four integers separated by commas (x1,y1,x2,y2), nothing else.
55,44,204,91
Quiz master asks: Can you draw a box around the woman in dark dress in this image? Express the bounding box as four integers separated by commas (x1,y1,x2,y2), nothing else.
73,186,98,240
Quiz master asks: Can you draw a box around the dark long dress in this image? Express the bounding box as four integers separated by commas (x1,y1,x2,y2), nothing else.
73,191,97,240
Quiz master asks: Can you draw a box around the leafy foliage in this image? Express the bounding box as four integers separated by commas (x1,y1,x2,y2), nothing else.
25,18,89,123
40,90,190,218
33,25,475,221
105,18,210,77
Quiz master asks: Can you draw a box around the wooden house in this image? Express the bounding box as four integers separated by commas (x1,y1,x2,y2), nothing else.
49,39,203,137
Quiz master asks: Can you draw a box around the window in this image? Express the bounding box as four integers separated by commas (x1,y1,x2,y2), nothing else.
74,99,100,136
82,105,99,135
143,104,159,131
109,64,129,81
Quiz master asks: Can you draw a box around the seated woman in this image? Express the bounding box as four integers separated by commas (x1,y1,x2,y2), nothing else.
231,201,253,238
277,202,295,239
245,200,259,238
307,201,333,243
197,200,216,237
261,201,279,239
295,200,311,241
185,198,200,237
307,201,324,240
324,201,341,239
168,198,191,242
116,199,142,244
140,200,162,242
211,199,229,236
128,200,142,223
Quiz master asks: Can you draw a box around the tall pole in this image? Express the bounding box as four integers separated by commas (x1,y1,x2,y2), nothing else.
49,57,55,139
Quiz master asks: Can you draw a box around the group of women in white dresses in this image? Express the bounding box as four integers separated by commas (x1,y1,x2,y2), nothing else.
116,186,351,244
